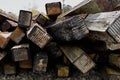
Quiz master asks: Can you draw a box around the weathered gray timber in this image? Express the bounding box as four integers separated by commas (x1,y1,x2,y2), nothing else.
59,0,101,18
48,15,89,41
85,11,120,50
60,45,95,73
85,11,120,32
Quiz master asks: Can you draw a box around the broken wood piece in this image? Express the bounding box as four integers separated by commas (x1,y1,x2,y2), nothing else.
60,45,95,73
27,23,51,48
18,10,32,28
10,27,25,44
11,44,29,62
33,51,48,73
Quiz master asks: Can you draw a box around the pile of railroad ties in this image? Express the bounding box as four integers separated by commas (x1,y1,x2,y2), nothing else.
0,0,120,80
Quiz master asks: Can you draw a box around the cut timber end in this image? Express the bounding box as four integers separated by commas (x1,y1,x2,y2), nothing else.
27,23,51,48
57,66,69,77
18,10,32,28
60,46,95,74
11,44,29,62
46,2,62,16
10,27,25,44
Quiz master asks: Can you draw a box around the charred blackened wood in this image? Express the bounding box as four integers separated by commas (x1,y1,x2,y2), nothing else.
1,20,17,32
48,15,89,41
10,27,25,44
27,23,51,48
18,10,32,28
46,42,63,58
46,2,61,16
60,45,95,74
33,51,48,73
86,31,116,51
11,44,29,62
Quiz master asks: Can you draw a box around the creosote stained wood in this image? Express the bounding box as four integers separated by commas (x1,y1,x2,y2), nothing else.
10,27,25,44
46,2,61,16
